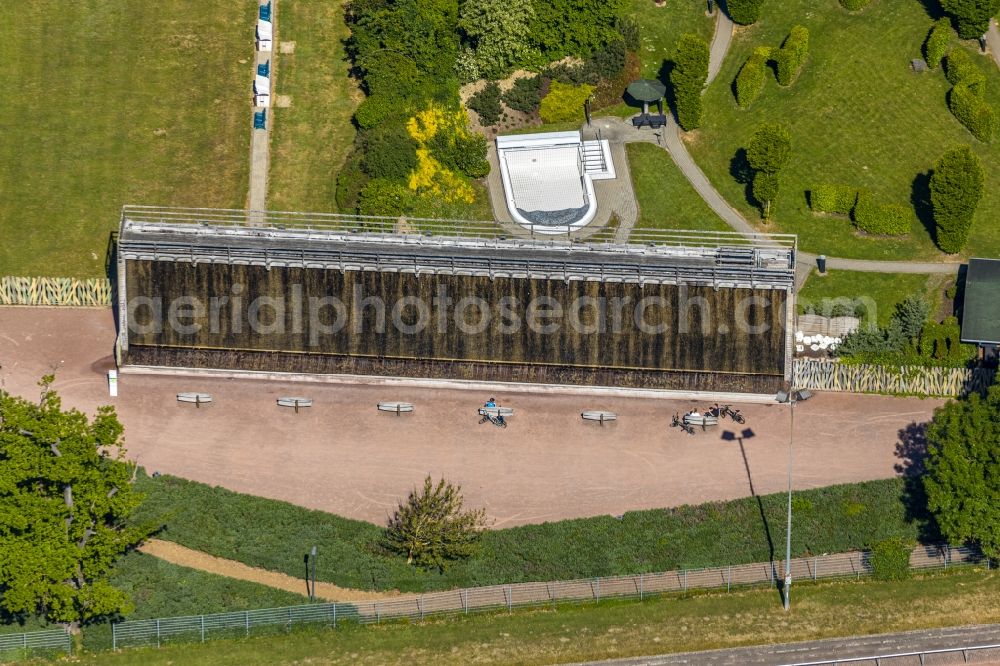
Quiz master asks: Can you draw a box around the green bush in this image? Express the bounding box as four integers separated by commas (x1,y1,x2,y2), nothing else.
840,0,872,10
949,81,997,141
617,16,641,53
467,81,503,126
868,538,912,581
503,75,543,113
853,191,911,235
671,33,710,130
539,80,594,123
945,47,984,87
354,94,399,130
735,47,771,108
335,150,369,213
357,178,418,217
775,26,809,86
727,0,763,25
924,18,952,69
809,184,858,215
752,171,780,217
930,145,985,253
941,0,1000,39
360,124,418,180
431,131,490,179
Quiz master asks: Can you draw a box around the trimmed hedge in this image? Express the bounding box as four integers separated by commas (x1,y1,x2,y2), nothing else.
775,26,809,86
735,47,771,108
810,184,858,215
727,0,763,25
949,81,997,141
945,47,984,87
924,18,952,70
840,0,872,10
132,473,935,592
853,191,912,235
671,33,710,130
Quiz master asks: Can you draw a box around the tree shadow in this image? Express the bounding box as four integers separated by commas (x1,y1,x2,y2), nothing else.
894,421,942,543
658,59,678,121
910,170,938,246
913,0,945,20
730,148,756,207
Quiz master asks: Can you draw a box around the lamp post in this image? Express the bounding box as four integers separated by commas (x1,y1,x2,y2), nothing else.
776,389,811,611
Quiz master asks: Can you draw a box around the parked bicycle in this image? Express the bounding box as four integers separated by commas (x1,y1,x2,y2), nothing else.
670,413,695,435
712,403,746,424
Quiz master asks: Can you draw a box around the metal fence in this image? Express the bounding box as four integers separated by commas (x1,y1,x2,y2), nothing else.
789,643,1000,665
110,543,990,650
0,629,71,662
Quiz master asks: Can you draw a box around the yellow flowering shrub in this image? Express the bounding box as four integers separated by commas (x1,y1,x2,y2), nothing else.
405,104,476,204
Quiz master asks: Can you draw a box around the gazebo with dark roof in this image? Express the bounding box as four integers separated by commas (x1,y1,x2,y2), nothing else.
961,258,1000,358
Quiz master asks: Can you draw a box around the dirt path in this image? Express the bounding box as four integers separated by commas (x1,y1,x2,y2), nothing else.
139,539,399,602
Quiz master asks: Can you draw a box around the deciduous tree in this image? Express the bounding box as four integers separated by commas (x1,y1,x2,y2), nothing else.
924,385,1000,559
459,0,536,79
0,379,151,632
940,0,1000,39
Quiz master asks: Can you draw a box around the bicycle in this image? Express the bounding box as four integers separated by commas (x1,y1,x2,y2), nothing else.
715,403,746,424
670,413,695,435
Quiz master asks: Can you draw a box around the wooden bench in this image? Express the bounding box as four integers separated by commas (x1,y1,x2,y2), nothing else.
277,397,313,412
177,392,212,408
378,401,414,415
581,410,617,425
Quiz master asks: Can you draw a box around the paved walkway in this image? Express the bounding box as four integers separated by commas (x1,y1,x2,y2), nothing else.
580,624,1000,665
247,0,275,222
988,20,1000,70
707,9,734,86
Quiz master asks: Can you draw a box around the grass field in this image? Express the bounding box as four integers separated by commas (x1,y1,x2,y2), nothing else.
73,567,1000,665
0,2,252,277
268,0,360,213
627,142,733,232
688,0,1000,261
132,472,934,593
798,271,954,327
631,0,715,79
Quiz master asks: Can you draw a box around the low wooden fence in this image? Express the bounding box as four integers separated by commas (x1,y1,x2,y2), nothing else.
794,359,996,397
0,276,112,307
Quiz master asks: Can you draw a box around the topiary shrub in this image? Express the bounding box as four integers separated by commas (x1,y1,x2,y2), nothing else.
924,18,952,70
775,26,809,86
930,145,985,253
727,0,763,25
467,81,503,126
735,47,771,108
809,185,858,215
949,80,997,141
840,0,872,10
671,33,710,130
868,538,912,581
853,191,911,235
539,81,594,123
945,47,984,87
503,75,543,113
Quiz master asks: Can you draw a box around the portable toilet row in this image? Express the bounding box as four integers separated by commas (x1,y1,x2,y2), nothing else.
257,2,273,52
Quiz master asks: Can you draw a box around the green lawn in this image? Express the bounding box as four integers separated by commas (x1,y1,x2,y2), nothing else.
627,142,733,232
688,0,1000,261
132,472,934,594
73,567,1000,665
269,0,360,213
0,2,252,277
631,0,715,79
798,271,953,327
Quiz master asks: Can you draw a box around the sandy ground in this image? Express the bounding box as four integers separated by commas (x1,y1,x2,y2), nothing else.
138,539,395,601
0,307,944,527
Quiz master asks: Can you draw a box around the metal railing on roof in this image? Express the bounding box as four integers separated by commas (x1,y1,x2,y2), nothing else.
120,205,797,252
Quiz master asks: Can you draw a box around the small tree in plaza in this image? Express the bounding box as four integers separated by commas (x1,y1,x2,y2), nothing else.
746,123,792,218
940,0,1000,39
0,379,151,632
924,385,1000,560
385,476,488,570
929,145,984,253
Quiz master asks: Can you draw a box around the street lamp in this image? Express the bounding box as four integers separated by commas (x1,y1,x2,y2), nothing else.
775,388,812,611
304,546,318,602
